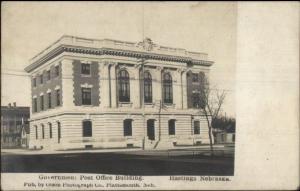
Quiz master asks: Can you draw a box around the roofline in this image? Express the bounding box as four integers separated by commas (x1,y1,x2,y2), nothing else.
25,35,214,73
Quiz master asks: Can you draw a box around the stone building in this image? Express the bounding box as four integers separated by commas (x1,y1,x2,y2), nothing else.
24,35,214,150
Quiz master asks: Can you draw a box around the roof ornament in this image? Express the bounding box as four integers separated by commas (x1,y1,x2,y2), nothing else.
138,37,154,51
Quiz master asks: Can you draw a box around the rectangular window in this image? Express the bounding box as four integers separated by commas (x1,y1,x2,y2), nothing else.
35,126,38,139
42,125,45,139
82,88,91,105
81,63,91,75
49,123,52,138
194,121,200,134
40,74,43,84
47,70,51,81
55,65,59,77
192,73,199,82
48,92,52,108
40,95,44,111
123,119,132,136
56,89,61,106
83,121,92,137
168,120,176,135
33,78,37,87
33,98,37,112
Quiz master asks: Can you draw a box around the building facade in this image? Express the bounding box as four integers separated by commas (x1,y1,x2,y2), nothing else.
24,36,214,150
1,104,30,148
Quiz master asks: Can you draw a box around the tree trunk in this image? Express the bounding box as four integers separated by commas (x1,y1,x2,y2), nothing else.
208,123,214,156
205,114,214,156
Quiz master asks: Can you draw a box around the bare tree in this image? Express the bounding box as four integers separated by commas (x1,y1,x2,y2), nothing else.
199,74,226,156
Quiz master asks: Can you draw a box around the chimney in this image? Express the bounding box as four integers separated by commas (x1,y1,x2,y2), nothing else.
8,103,11,108
13,102,16,107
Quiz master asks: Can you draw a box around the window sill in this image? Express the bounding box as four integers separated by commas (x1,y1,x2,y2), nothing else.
81,104,93,107
81,74,92,77
118,102,133,107
163,103,175,108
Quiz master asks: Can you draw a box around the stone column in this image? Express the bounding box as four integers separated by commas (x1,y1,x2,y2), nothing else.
100,61,110,108
175,69,183,109
110,63,117,108
182,70,188,109
61,59,74,109
154,66,162,104
132,65,141,108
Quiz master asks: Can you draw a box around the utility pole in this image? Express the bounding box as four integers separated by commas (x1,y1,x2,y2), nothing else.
139,58,146,150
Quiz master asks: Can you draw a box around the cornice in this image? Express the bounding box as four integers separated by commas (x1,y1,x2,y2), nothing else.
25,44,213,73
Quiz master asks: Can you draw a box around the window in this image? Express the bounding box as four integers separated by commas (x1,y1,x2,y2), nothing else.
163,73,173,104
118,70,130,102
57,121,61,143
192,92,200,108
47,70,51,81
41,124,45,139
55,65,59,77
194,121,200,134
82,88,91,105
81,63,91,75
56,89,61,106
82,120,92,137
40,95,44,111
48,92,52,109
49,123,52,138
33,98,37,112
33,78,37,87
144,72,152,103
123,119,132,136
192,73,199,82
168,119,176,135
35,126,38,139
40,74,43,84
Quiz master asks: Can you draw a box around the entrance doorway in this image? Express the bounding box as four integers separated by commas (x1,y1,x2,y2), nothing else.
147,119,155,140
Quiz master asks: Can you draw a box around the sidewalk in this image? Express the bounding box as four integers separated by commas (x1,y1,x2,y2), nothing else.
1,144,226,155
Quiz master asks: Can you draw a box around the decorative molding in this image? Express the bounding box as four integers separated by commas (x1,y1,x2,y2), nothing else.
137,38,155,51
25,45,213,72
81,83,93,88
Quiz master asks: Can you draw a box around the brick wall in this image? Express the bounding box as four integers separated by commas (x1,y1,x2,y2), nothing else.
31,63,62,113
73,60,100,106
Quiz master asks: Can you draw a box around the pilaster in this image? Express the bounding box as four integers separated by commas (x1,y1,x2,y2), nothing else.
182,70,188,109
110,62,117,108
61,59,74,109
100,61,110,108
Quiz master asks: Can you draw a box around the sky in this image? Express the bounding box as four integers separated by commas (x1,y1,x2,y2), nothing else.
1,2,236,117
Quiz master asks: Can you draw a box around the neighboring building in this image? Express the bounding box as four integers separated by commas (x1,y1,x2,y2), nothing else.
1,104,30,148
214,131,235,144
21,124,30,148
24,35,214,150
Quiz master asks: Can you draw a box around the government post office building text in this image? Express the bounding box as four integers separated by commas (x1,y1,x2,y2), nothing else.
24,36,214,150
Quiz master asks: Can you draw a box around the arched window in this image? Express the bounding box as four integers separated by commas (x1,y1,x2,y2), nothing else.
144,71,152,103
163,73,173,104
123,119,132,136
49,123,52,138
118,70,130,102
82,120,92,137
